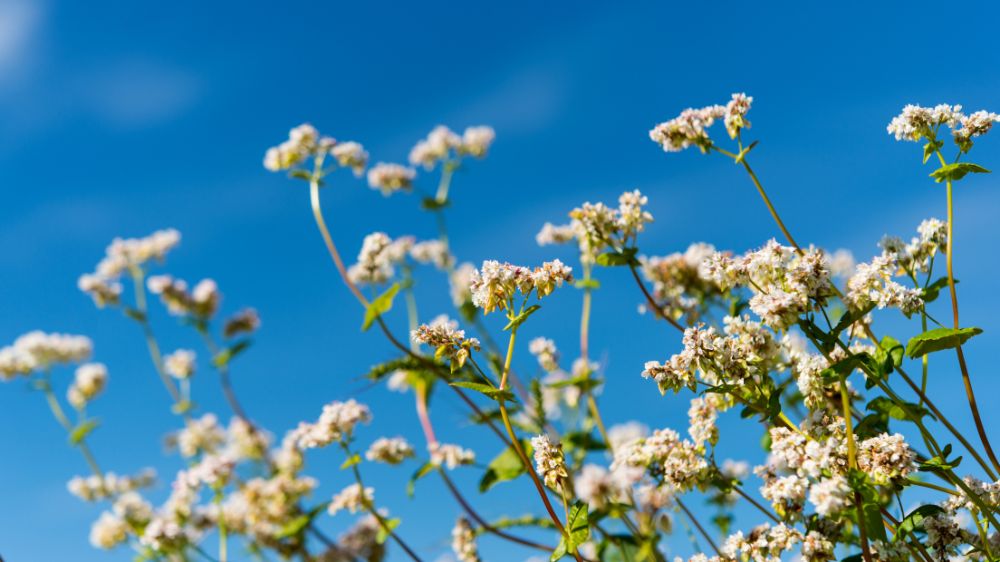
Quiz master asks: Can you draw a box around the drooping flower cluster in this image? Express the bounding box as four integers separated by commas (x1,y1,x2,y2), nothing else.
856,432,916,485
146,275,221,318
164,349,196,380
346,232,413,285
531,434,569,489
451,517,481,562
878,218,947,275
469,259,572,314
649,93,752,152
612,427,709,492
68,469,156,502
411,315,480,370
223,308,261,338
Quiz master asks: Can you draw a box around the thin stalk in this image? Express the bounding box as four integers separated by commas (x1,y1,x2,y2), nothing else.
496,327,581,562
340,442,424,562
215,489,228,562
309,168,369,307
939,165,1000,474
840,379,873,562
42,379,103,478
676,497,720,557
732,485,781,524
129,267,183,406
579,263,611,449
628,263,684,332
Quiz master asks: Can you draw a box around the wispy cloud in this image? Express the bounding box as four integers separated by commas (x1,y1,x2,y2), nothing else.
74,59,202,128
0,0,43,88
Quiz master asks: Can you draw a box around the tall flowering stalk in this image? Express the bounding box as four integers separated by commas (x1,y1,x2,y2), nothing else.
5,96,1000,562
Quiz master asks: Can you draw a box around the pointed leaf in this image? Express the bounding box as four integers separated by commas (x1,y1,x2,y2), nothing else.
905,327,982,358
362,283,401,331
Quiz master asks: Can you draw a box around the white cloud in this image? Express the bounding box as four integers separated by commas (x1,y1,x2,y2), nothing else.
0,0,43,86
76,59,201,128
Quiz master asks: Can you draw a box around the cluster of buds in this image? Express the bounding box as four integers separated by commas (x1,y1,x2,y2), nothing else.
411,316,480,370
292,399,372,449
67,362,108,409
147,275,221,319
78,228,181,308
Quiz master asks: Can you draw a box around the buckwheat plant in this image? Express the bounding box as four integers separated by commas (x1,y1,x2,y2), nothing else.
5,98,1000,562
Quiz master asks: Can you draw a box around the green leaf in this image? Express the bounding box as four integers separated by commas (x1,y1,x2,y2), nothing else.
407,462,436,497
375,517,401,544
212,339,252,368
864,500,887,542
895,505,945,540
921,276,953,304
340,453,361,470
503,304,541,331
929,162,991,183
546,375,603,393
919,443,963,472
449,381,516,403
69,419,100,445
595,248,639,267
905,327,983,358
550,537,568,561
288,169,313,181
565,501,590,552
563,431,607,452
734,140,760,164
364,357,426,382
922,140,944,164
874,335,904,374
275,514,311,539
123,308,147,322
480,441,531,492
362,283,401,331
866,396,934,423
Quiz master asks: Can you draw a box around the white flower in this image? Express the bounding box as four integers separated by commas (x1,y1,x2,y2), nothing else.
295,399,372,449
176,414,226,458
331,141,368,176
429,443,476,469
451,516,481,562
531,434,568,489
366,162,416,195
469,260,572,314
68,362,108,408
886,103,964,142
328,483,374,516
89,512,129,549
164,349,196,379
365,437,415,464
807,475,850,517
857,432,915,484
459,126,495,158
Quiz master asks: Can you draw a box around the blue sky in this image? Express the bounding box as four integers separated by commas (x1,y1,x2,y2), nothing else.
2,1,1000,560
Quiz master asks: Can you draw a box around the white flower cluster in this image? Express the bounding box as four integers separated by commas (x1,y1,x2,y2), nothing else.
68,469,156,502
649,93,752,152
164,349,196,379
429,442,476,469
263,123,368,175
469,259,572,314
528,336,559,371
451,516,481,562
175,414,226,458
67,362,108,408
365,436,415,465
721,523,803,562
612,427,708,492
78,228,181,307
642,316,781,394
346,232,412,285
640,243,725,322
845,254,923,315
366,162,416,196
409,239,453,270
328,483,374,516
449,262,478,306
702,240,833,330
856,432,916,485
531,434,569,489
408,124,496,170
293,399,372,449
146,275,221,318
538,190,655,263
878,218,947,275
0,330,92,380
411,315,480,370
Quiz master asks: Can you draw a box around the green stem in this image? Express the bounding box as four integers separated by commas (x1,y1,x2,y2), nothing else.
41,376,104,479
496,327,581,562
215,489,228,562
